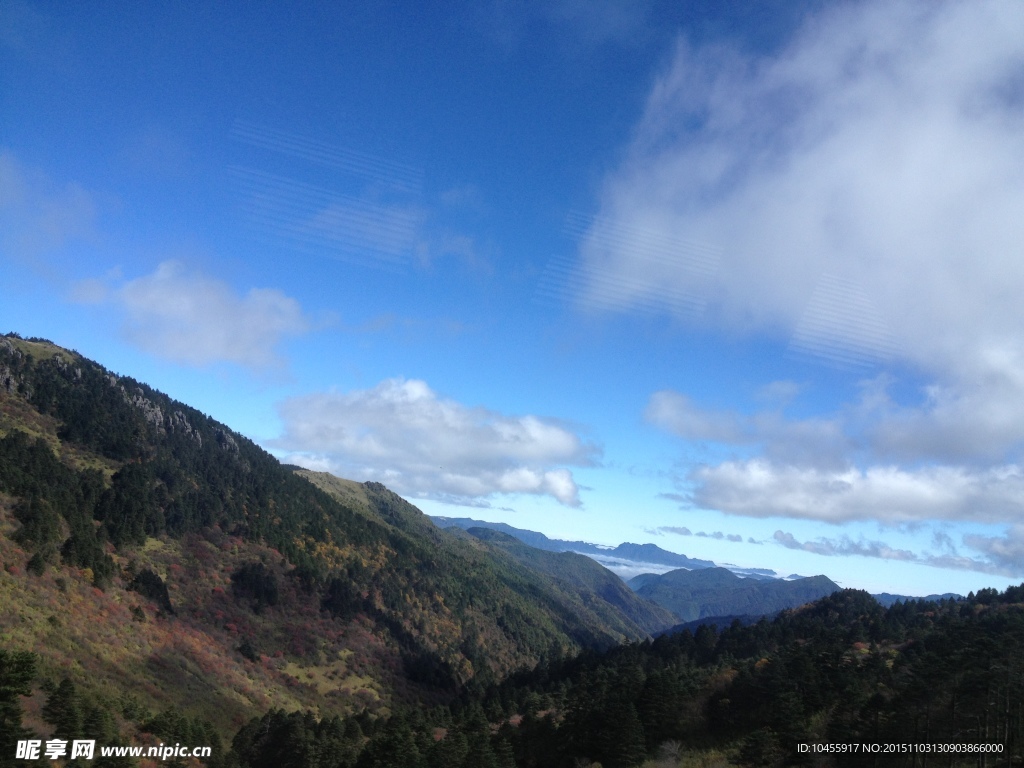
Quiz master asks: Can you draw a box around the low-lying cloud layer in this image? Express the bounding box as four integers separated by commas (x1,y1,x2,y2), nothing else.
275,378,597,506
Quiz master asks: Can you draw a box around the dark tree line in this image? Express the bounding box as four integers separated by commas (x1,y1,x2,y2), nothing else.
218,587,1024,768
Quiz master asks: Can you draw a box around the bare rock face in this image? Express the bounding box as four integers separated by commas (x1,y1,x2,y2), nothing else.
0,339,26,395
0,364,18,394
51,353,83,380
169,409,202,446
215,428,239,452
121,386,166,436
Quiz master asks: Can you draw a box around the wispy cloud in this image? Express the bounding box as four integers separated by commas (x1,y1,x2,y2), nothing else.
232,120,423,193
480,0,656,51
575,0,1024,383
0,150,97,265
646,389,847,466
76,261,315,371
659,525,691,536
274,378,599,507
231,121,491,274
230,166,424,272
963,525,1024,576
774,529,1024,578
537,212,719,316
544,0,655,46
656,525,742,543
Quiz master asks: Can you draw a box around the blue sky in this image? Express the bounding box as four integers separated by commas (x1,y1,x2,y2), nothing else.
4,0,1024,596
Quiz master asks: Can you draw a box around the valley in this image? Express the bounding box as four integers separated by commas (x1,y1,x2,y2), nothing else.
2,334,1022,768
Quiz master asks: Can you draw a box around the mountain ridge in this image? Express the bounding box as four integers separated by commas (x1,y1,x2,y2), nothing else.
431,516,716,571
0,333,675,736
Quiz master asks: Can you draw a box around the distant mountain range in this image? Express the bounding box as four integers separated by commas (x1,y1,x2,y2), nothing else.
432,516,716,573
628,566,841,622
873,591,962,606
431,516,962,608
432,516,848,624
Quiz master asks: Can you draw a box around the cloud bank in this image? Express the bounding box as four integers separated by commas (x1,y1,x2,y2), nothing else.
583,0,1024,575
274,378,597,506
579,0,1024,383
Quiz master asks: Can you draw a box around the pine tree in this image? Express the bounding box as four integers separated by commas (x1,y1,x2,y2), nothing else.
42,678,83,741
0,651,37,768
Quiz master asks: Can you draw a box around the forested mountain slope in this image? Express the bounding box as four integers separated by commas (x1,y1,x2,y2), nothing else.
218,586,1024,768
0,333,669,745
460,528,677,638
630,566,840,622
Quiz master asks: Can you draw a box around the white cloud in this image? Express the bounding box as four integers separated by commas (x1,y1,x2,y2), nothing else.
692,460,1024,525
274,378,598,506
646,389,848,466
865,366,1024,464
80,261,314,370
577,0,1024,381
963,525,1024,575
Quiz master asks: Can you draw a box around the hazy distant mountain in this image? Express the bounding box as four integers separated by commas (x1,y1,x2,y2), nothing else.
431,516,716,571
628,566,841,622
873,591,962,607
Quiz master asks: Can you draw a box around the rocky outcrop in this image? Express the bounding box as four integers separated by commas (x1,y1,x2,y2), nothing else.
169,410,202,447
121,386,166,435
0,363,19,394
0,339,27,396
215,428,238,452
52,353,83,380
106,374,202,446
